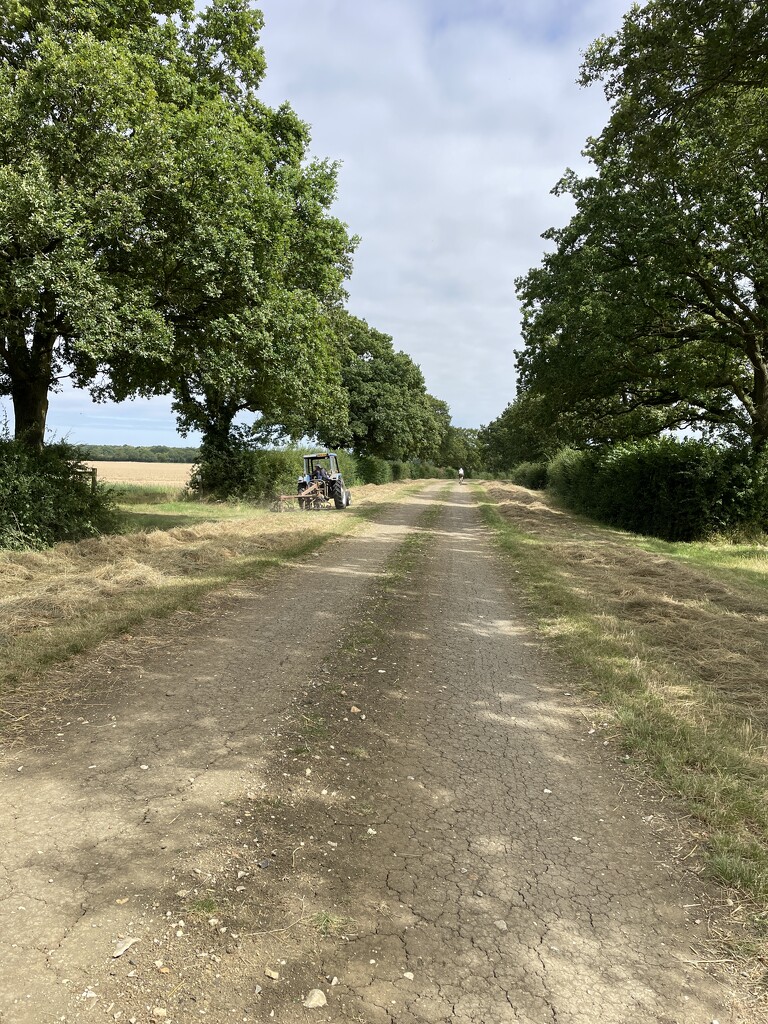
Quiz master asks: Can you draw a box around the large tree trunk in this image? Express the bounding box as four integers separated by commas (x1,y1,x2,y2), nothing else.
11,375,51,450
200,411,236,460
746,333,768,453
3,300,58,450
195,398,242,496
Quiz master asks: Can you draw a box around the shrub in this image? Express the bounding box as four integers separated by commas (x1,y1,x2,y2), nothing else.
547,447,598,509
0,439,121,550
335,451,360,486
390,461,411,481
547,439,768,541
191,448,302,500
510,461,548,489
356,455,393,485
409,462,444,479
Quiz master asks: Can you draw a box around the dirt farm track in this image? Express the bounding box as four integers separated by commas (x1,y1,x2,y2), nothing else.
87,461,194,486
1,481,765,1023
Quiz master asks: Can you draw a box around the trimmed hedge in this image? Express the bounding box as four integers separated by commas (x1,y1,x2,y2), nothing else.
0,440,121,550
191,448,362,500
547,440,768,541
409,462,447,479
190,445,459,500
356,455,392,485
510,461,548,490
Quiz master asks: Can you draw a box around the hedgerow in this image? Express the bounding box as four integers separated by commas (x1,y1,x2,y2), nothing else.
547,439,768,541
510,461,548,489
0,440,121,550
191,448,362,500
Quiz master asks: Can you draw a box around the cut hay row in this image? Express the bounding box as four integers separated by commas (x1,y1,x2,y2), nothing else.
1,482,411,644
482,481,768,730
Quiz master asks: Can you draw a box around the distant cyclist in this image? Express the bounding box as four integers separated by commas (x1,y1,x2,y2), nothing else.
458,467,465,484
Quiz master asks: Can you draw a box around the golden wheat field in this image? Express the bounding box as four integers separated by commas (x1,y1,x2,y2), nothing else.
86,461,193,485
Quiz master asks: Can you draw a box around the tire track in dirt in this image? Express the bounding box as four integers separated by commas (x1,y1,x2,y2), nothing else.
0,484,443,1024
306,485,738,1023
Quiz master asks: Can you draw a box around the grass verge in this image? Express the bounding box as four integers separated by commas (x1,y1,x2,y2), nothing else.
475,482,768,905
633,535,768,595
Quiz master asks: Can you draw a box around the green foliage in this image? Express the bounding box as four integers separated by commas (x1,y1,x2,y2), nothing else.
390,461,411,481
480,393,560,472
191,448,302,501
191,446,360,500
0,0,186,446
334,451,359,486
509,461,548,489
409,462,446,480
580,1,768,118
514,0,768,453
547,447,596,510
104,12,357,456
0,0,356,456
356,455,392,486
77,444,200,463
547,440,768,541
0,438,121,549
438,425,483,475
320,312,447,462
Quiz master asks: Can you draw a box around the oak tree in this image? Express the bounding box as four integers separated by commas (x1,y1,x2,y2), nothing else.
516,1,768,452
0,0,355,455
320,312,446,461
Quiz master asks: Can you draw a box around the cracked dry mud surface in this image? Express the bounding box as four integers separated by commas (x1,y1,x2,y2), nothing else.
0,484,751,1023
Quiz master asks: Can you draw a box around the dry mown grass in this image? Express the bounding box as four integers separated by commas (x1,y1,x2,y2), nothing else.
0,482,413,733
483,482,768,728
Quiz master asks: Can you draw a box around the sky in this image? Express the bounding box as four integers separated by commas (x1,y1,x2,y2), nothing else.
5,0,636,447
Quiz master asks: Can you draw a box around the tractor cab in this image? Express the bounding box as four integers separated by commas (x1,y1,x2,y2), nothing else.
295,452,350,510
300,452,341,484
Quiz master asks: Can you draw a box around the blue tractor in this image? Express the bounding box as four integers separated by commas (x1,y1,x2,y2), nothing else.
296,452,351,510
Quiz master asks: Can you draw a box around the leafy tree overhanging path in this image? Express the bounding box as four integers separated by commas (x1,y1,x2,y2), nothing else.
0,486,746,1022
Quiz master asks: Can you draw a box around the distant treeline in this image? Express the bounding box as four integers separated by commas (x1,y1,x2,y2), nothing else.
78,445,200,463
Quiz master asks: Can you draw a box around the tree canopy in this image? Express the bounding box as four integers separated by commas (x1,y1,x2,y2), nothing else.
0,0,355,452
0,0,179,445
581,0,768,122
319,311,447,462
512,0,768,454
0,0,469,480
478,394,559,473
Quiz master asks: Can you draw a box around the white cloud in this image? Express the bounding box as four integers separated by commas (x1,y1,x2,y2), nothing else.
254,0,632,427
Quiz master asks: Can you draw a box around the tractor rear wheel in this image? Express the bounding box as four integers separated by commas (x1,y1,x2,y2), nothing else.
333,480,347,509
